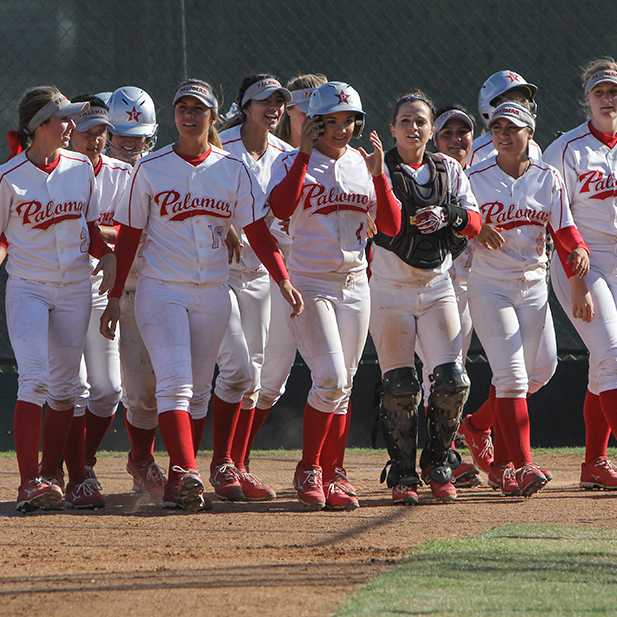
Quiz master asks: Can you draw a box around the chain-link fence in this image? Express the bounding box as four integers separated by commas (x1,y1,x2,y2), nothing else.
0,0,615,362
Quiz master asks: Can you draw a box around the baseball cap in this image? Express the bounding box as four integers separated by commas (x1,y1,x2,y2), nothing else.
489,101,535,131
288,88,315,113
75,106,113,132
434,109,474,135
27,93,89,132
240,78,291,107
584,69,617,95
173,82,218,110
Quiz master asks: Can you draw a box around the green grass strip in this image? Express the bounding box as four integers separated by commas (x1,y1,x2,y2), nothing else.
336,524,617,617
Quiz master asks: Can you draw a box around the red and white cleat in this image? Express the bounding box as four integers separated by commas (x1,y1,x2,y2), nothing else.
127,458,167,500
459,416,494,474
580,458,617,490
452,461,481,488
325,481,359,511
392,483,419,506
515,463,547,497
164,467,209,512
293,462,326,510
16,478,64,513
333,467,357,496
65,478,106,509
209,463,246,501
237,470,276,501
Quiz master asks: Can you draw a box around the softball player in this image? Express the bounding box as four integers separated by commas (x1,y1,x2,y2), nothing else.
268,81,402,510
369,93,481,505
468,102,591,497
544,57,617,490
66,95,130,491
210,74,293,502
2,86,116,512
100,79,302,511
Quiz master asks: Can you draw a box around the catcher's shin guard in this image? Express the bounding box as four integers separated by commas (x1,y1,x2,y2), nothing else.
378,367,422,488
424,362,470,466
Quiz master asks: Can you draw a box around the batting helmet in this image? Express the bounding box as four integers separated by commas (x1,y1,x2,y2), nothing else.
478,71,537,127
108,86,158,138
308,81,365,137
95,91,113,107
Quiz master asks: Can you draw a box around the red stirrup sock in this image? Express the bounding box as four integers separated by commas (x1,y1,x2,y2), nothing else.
583,390,609,463
158,410,196,483
491,414,510,467
320,412,347,481
230,408,255,472
13,401,42,485
244,407,270,456
191,417,206,457
598,389,617,440
126,418,156,464
301,403,334,468
40,406,76,481
211,394,241,467
493,397,532,468
469,385,496,432
85,409,114,467
64,415,86,484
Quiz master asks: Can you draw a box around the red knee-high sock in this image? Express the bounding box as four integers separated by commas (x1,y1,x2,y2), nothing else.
85,409,114,467
320,412,347,481
244,407,270,461
493,397,532,468
583,390,609,463
191,417,206,457
230,408,255,472
469,385,496,432
158,410,196,483
491,413,510,467
302,403,334,468
13,401,42,486
40,406,77,481
64,415,86,484
211,394,241,467
126,418,156,464
598,389,617,442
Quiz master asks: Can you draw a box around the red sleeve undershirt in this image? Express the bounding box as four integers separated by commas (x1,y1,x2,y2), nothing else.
243,217,289,284
87,221,113,259
268,152,309,219
372,174,401,236
548,224,589,278
460,210,482,239
109,224,142,298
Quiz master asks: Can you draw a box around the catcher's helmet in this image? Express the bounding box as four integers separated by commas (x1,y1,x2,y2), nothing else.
478,71,537,127
108,86,158,138
308,81,365,137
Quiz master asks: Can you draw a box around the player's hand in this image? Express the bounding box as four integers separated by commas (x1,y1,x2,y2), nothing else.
100,297,120,340
414,205,447,234
279,279,304,317
278,218,290,234
225,226,242,264
94,253,117,295
568,247,590,279
300,117,323,156
571,278,594,323
358,131,385,177
367,212,378,238
477,223,505,249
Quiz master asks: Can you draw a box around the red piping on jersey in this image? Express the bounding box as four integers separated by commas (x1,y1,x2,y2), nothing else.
101,162,131,173
244,217,289,284
0,158,29,185
269,151,310,219
468,162,498,179
549,224,589,278
110,224,142,297
373,173,401,236
93,157,103,177
588,121,617,149
175,147,212,166
87,221,112,259
313,204,368,216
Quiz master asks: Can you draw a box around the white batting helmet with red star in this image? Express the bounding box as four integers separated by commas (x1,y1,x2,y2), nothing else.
308,81,365,137
108,86,158,138
478,70,537,127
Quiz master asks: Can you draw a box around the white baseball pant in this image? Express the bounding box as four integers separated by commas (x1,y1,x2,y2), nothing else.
370,271,463,381
119,290,157,430
215,270,271,409
469,273,548,398
135,277,231,416
257,276,298,410
290,270,370,414
551,248,617,395
6,276,91,410
74,289,122,418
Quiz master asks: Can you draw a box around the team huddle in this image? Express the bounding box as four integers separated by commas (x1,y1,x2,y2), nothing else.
3,55,617,514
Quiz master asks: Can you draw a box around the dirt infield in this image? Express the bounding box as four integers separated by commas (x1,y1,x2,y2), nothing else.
1,449,616,617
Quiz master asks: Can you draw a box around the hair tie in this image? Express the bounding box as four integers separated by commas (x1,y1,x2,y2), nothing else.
6,130,24,158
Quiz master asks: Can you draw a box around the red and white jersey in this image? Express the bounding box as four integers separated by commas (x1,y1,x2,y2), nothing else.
220,125,293,270
113,143,266,285
544,121,617,249
268,146,377,276
469,132,542,166
371,153,478,285
468,156,575,281
0,149,99,284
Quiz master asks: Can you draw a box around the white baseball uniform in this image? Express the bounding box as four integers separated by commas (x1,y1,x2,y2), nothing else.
545,122,617,395
467,156,578,398
267,146,380,414
74,154,131,420
113,144,267,416
370,154,479,383
0,150,99,410
214,125,292,409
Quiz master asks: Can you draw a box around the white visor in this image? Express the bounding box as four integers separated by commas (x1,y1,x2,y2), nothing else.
240,78,292,107
585,69,617,96
434,109,474,135
173,83,218,110
76,107,113,132
27,94,89,132
289,88,315,113
489,101,535,131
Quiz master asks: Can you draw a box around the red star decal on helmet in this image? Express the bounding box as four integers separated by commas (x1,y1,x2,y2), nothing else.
337,91,350,104
126,106,142,122
505,72,519,83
